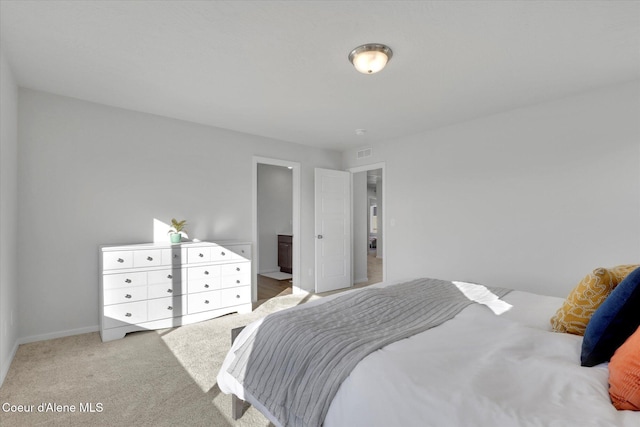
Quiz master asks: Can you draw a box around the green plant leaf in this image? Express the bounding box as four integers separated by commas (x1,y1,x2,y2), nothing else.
169,218,187,233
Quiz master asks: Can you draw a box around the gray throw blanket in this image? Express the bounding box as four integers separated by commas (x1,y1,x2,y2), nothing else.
227,278,511,427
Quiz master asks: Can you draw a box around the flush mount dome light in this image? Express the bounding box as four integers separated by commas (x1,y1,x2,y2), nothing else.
348,43,393,74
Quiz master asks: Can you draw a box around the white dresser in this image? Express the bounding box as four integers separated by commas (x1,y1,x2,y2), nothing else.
99,241,252,341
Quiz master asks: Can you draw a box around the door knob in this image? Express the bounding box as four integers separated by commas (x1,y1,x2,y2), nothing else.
317,235,323,239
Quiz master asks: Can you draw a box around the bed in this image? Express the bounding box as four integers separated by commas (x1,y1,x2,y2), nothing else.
217,277,640,427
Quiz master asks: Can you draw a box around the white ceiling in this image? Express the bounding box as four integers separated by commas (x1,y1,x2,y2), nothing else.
1,1,638,151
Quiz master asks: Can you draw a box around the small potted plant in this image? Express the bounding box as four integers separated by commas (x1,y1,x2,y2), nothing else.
168,218,187,243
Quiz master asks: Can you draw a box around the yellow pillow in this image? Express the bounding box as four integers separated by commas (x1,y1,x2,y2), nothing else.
550,265,639,335
610,264,640,285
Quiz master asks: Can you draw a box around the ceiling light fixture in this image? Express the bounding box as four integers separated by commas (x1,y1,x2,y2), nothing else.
348,43,393,74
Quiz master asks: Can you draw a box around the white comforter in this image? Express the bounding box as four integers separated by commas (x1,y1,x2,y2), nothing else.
218,283,640,427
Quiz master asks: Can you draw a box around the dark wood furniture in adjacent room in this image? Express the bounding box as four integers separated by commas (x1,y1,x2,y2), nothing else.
277,234,292,274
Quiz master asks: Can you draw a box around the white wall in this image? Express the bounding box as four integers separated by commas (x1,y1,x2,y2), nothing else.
257,163,292,273
17,89,342,342
0,50,19,385
343,81,640,297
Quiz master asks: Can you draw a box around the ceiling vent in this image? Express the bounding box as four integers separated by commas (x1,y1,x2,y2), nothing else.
356,147,372,159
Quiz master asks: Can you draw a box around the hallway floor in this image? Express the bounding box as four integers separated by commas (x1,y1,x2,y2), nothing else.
257,251,383,304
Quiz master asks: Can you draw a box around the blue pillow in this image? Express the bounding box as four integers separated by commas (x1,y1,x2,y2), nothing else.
581,266,640,367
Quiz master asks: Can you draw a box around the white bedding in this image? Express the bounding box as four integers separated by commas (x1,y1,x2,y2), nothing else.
217,281,640,427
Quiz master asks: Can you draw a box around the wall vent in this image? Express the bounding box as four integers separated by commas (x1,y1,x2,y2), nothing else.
356,147,372,159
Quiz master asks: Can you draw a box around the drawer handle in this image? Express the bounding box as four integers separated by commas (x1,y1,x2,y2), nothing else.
167,274,173,279
125,313,132,317
167,289,173,294
236,294,240,299
167,306,173,311
204,284,210,288
221,251,226,256
147,256,153,261
236,280,240,284
204,271,209,275
125,279,132,284
236,267,241,272
241,250,245,253
125,294,132,299
199,253,204,258
173,254,178,259
117,258,124,263
204,300,209,304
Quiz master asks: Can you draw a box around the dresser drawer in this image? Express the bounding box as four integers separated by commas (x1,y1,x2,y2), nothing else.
161,247,187,266
222,262,250,276
188,265,221,281
187,290,221,314
221,273,250,289
211,247,234,262
187,247,211,263
221,262,250,289
187,265,221,292
133,249,162,268
148,268,186,285
103,271,147,289
229,245,251,261
104,286,147,305
103,251,133,270
220,286,251,307
187,278,221,293
148,296,187,321
148,282,185,299
103,301,147,328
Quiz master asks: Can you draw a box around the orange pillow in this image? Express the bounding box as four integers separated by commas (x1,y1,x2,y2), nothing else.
550,265,639,335
609,326,640,410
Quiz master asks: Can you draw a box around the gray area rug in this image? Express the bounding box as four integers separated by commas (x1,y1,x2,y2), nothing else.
0,293,321,427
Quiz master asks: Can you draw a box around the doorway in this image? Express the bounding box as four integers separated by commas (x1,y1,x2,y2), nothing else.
252,157,301,303
366,169,383,284
350,163,385,286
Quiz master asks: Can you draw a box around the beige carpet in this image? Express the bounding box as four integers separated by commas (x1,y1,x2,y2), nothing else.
0,293,322,427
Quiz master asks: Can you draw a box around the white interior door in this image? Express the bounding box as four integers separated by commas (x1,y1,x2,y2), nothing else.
315,168,351,293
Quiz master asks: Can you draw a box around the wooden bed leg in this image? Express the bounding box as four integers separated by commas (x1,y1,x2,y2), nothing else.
231,326,247,420
232,394,245,420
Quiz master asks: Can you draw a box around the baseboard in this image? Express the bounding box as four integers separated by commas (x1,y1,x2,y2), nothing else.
0,339,19,387
258,268,279,275
18,325,99,345
354,276,369,285
292,286,310,295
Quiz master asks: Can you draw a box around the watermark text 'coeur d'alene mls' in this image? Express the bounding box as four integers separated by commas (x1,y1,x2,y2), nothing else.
2,401,104,413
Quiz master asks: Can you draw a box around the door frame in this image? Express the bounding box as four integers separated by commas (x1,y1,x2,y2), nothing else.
347,162,386,284
252,156,302,301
